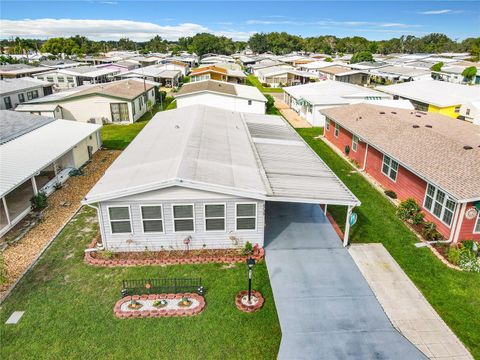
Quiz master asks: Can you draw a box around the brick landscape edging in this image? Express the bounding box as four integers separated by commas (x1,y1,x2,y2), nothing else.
85,239,264,267
235,290,264,313
114,293,205,318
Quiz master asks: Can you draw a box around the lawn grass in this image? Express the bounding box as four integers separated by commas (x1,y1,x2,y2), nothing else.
246,75,284,93
0,207,281,360
297,127,480,359
101,96,175,150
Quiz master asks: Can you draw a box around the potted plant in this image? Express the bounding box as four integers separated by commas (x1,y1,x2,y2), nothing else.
177,296,192,307
128,299,143,310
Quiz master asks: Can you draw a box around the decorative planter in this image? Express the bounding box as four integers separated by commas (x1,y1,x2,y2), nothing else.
235,290,264,313
114,293,205,318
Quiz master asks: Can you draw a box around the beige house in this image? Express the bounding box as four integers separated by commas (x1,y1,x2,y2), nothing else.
15,79,158,124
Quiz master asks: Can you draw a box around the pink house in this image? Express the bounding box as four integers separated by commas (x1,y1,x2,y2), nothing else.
321,103,480,243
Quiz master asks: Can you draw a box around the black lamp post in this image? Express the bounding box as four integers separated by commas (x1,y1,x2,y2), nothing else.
247,257,256,302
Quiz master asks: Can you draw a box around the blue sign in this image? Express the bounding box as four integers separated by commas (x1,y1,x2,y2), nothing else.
349,212,358,226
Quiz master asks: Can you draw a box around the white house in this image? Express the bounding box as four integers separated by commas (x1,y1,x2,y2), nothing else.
82,105,360,251
0,78,53,110
34,66,119,90
256,66,317,87
0,111,101,236
174,80,266,114
15,79,158,124
283,80,414,126
117,64,183,86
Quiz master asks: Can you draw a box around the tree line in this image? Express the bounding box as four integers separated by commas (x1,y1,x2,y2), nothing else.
1,32,479,60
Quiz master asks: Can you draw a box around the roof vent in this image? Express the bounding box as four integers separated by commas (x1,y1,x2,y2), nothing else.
412,125,420,128
391,111,397,114
425,124,432,128
463,145,473,150
175,125,180,129
415,114,421,118
379,111,385,115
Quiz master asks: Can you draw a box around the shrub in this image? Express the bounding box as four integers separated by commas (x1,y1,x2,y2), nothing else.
99,250,114,260
242,241,253,255
396,198,421,222
412,212,425,225
265,94,275,113
458,247,480,272
422,221,443,241
384,190,397,199
461,240,476,252
446,246,461,265
30,192,48,211
182,75,190,83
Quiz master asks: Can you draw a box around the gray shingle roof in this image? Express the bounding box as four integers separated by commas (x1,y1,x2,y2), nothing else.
0,111,54,145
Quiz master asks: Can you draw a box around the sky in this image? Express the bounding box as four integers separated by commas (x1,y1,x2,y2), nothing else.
0,1,479,42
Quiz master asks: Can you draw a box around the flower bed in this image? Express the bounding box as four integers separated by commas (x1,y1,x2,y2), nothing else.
235,290,264,313
85,238,264,267
114,293,205,318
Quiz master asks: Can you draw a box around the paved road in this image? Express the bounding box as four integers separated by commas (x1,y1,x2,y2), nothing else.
264,202,426,360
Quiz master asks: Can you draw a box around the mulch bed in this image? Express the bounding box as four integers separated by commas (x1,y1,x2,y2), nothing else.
85,238,265,267
0,150,121,297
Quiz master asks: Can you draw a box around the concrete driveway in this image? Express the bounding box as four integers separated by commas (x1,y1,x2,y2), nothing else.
264,202,426,360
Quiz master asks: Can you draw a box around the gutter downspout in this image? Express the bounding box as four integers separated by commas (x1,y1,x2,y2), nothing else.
416,202,463,247
360,143,369,172
452,203,467,245
84,202,105,251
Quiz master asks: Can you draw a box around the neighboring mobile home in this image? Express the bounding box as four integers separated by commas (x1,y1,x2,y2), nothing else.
83,105,359,251
190,66,246,84
0,111,101,236
376,79,480,124
34,66,119,90
283,80,413,127
174,80,267,114
322,104,480,243
0,64,48,79
15,79,158,124
0,78,53,110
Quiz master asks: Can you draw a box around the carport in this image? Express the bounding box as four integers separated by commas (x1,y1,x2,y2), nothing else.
265,202,425,359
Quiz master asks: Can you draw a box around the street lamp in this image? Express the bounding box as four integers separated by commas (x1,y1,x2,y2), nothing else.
247,257,256,302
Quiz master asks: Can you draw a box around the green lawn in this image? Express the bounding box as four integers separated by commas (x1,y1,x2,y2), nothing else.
101,96,176,150
246,75,284,93
297,127,480,359
0,207,281,360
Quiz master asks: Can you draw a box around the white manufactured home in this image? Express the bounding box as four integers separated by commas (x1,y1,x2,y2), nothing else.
83,105,359,251
0,111,101,236
175,80,267,114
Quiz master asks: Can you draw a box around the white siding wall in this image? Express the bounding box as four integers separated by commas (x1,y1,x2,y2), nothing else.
97,187,265,251
1,86,47,110
176,93,265,114
72,130,101,168
131,88,157,122
35,71,78,89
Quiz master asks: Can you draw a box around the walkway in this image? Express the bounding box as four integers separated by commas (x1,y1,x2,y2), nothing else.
273,97,312,128
350,244,473,360
264,202,425,360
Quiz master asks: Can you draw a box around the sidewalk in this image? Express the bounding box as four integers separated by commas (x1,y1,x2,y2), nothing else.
349,243,473,360
273,98,312,128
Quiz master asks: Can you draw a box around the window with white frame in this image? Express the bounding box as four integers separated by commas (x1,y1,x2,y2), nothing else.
204,204,225,231
236,203,257,230
474,212,480,233
381,155,399,181
141,205,163,233
423,184,456,226
108,206,132,234
334,123,339,138
325,118,330,131
173,204,195,232
352,135,359,152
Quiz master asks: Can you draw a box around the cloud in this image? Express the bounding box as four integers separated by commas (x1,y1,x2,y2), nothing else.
418,9,463,15
100,1,118,4
0,18,254,41
246,19,421,28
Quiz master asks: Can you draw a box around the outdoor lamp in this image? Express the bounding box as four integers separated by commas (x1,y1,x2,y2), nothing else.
247,257,256,302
